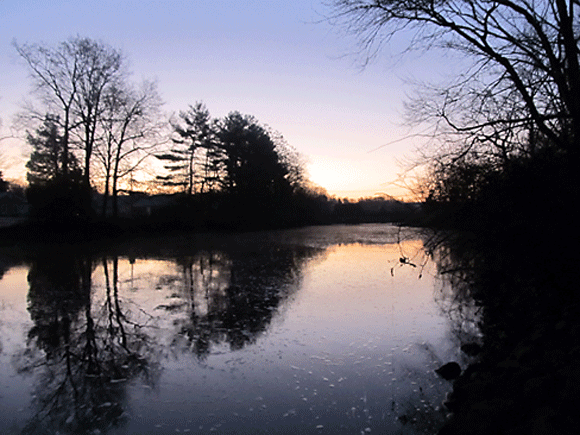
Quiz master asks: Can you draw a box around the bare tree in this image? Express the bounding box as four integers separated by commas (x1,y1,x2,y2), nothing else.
328,0,580,161
97,80,164,217
268,129,308,192
15,37,126,195
14,39,81,179
71,38,125,192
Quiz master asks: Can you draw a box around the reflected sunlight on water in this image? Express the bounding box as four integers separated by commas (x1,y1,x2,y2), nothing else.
0,224,458,434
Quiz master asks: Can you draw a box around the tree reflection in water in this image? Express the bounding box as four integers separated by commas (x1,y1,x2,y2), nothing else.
158,246,316,359
3,226,494,435
390,235,485,435
430,236,484,355
14,241,318,434
17,250,159,435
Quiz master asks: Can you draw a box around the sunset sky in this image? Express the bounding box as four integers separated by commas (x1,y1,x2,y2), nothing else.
0,0,449,199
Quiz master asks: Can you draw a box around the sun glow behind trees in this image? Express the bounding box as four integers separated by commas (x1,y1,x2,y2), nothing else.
13,36,348,227
13,36,367,216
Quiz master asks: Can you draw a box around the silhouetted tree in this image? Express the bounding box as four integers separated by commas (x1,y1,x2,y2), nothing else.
215,112,294,227
15,41,78,181
269,129,308,193
0,171,8,193
97,80,163,218
154,105,309,228
157,102,218,195
25,115,85,221
330,1,580,160
15,37,127,216
218,112,289,196
26,115,81,186
330,0,580,231
69,38,125,193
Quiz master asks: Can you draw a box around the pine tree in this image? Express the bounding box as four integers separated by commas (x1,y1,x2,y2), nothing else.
25,115,84,221
217,112,289,198
157,102,218,195
26,115,81,186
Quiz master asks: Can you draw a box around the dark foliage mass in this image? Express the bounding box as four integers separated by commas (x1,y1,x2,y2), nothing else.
0,172,8,193
14,90,418,235
156,105,302,229
426,226,580,435
25,115,88,222
422,146,578,239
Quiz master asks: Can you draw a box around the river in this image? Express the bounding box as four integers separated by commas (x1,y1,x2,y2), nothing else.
0,224,470,434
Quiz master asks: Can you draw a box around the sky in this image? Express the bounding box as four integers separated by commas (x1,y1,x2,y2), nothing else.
0,0,447,200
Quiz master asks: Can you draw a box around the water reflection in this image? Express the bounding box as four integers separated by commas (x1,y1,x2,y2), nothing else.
430,241,483,358
0,225,462,434
10,240,319,434
18,252,159,435
159,247,315,358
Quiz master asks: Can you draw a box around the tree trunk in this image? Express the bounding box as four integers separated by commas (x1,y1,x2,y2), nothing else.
102,170,110,218
112,172,119,219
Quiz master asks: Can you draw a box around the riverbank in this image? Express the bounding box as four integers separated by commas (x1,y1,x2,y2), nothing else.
0,217,297,246
432,230,580,435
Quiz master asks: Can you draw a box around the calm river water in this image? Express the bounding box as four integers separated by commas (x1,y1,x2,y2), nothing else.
0,224,468,434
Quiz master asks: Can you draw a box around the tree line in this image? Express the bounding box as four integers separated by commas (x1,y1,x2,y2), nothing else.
11,37,303,228
153,103,309,229
9,36,416,232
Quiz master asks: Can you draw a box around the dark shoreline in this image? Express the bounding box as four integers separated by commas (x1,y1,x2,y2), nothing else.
428,228,580,435
0,214,422,248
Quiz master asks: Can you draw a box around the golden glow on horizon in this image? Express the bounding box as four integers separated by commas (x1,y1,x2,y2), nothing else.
306,157,398,200
307,159,360,193
306,155,416,201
